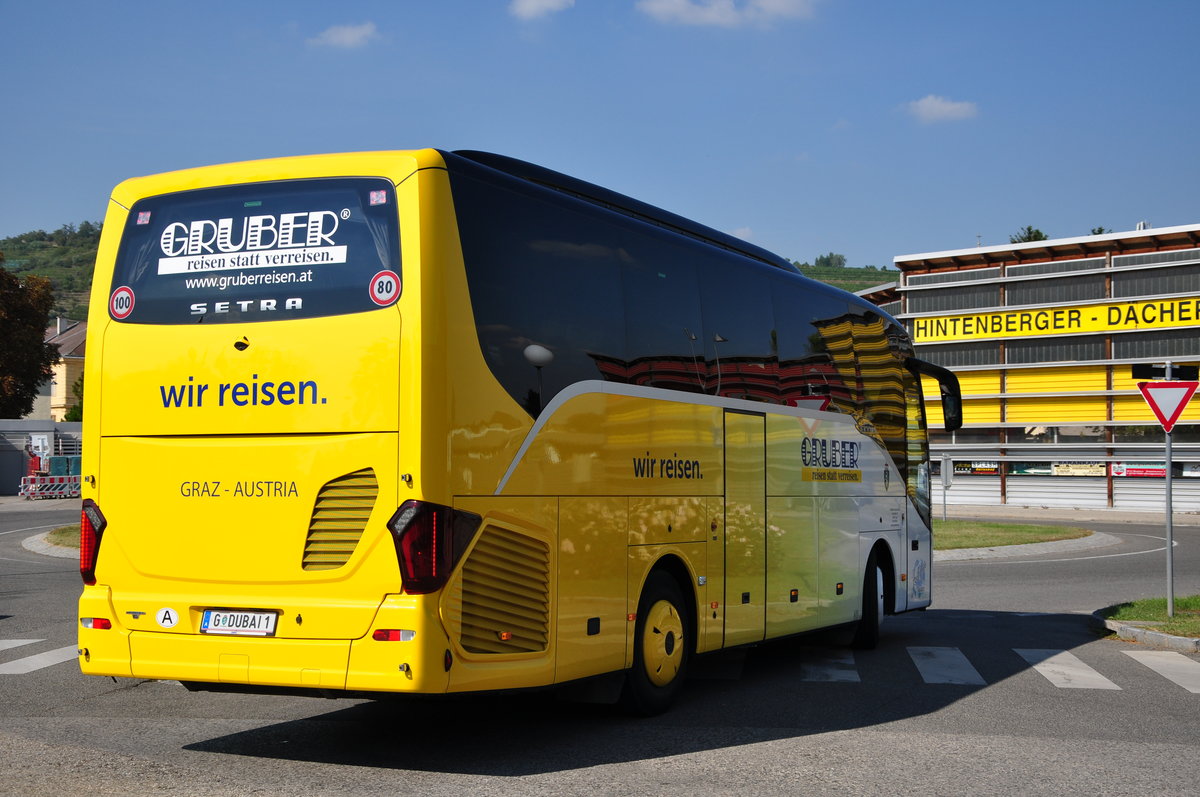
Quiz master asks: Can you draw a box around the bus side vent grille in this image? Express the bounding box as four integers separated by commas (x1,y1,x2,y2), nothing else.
302,468,378,571
460,527,550,654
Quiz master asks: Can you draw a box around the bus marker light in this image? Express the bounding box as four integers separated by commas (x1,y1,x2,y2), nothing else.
81,618,112,630
498,631,513,642
627,613,637,622
710,602,719,610
900,573,907,582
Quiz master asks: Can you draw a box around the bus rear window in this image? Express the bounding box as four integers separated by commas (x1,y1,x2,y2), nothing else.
110,178,401,324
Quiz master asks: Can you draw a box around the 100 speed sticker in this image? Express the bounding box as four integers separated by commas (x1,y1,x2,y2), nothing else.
110,286,136,319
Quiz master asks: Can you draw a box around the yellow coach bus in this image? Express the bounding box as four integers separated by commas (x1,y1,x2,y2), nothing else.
77,149,961,713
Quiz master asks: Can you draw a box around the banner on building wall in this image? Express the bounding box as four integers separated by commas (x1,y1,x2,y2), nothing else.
1052,461,1108,476
1111,462,1166,477
911,296,1200,343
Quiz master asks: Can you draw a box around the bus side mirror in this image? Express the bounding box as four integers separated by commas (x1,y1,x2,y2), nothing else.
907,358,963,432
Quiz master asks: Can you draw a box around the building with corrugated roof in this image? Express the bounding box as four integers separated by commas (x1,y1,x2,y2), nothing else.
866,223,1200,510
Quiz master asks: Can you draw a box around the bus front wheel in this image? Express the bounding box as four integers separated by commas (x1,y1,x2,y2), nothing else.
622,571,690,715
851,550,885,650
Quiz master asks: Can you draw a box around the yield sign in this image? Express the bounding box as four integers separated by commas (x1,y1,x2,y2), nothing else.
1138,381,1199,433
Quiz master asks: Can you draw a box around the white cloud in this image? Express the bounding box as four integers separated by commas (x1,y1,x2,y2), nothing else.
307,22,379,49
906,94,978,124
636,0,817,28
509,0,576,20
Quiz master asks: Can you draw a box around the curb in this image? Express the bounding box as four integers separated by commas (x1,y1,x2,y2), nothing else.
22,531,78,560
933,531,1120,562
1090,611,1200,654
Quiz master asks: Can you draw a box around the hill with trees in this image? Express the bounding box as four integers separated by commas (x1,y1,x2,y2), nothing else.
0,222,101,319
791,252,895,293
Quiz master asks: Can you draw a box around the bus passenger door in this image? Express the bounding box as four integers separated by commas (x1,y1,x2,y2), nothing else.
723,411,766,646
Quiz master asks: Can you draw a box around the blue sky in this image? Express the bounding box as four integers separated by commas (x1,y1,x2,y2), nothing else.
3,1,1198,270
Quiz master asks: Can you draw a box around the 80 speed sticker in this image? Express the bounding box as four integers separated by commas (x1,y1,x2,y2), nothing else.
110,286,136,319
369,270,401,306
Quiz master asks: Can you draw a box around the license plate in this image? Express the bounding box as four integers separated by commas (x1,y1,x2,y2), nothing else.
200,609,277,637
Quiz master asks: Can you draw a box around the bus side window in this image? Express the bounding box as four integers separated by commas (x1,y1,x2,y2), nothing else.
697,257,780,403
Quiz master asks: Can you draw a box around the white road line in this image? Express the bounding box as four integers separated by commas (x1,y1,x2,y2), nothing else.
0,524,63,536
0,639,44,652
799,649,860,682
1014,648,1121,690
908,646,986,685
1123,651,1200,694
0,645,79,675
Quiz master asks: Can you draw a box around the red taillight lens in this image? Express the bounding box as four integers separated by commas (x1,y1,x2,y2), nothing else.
372,629,416,642
80,499,107,586
386,500,481,595
81,618,112,630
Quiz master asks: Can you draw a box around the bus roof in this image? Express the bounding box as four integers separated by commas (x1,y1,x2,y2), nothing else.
448,150,801,276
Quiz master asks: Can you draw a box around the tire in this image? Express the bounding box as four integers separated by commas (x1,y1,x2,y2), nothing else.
851,550,885,650
622,570,691,715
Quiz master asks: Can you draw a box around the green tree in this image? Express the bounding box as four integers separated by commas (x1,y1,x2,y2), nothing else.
813,252,847,269
63,375,84,422
1091,226,1112,235
0,266,60,418
1009,226,1048,243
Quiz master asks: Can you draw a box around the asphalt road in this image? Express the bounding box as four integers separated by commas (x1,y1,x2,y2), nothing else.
2,500,1198,796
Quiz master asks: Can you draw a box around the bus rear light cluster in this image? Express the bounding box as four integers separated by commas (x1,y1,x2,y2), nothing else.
80,499,108,586
386,500,482,595
372,629,416,642
80,618,112,630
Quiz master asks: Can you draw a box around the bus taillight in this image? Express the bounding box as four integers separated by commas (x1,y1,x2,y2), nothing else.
80,499,107,586
386,501,481,595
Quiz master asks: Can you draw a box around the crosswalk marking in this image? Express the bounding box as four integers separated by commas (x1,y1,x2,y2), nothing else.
0,639,44,652
799,649,860,682
1124,651,1200,694
1014,648,1122,690
0,645,79,675
908,646,987,685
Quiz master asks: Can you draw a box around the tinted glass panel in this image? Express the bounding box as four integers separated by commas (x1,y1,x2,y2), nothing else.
698,258,779,402
449,168,625,414
1006,275,1105,305
1112,328,1200,359
620,239,705,394
906,284,1000,313
111,178,400,324
1006,335,1104,364
772,285,848,407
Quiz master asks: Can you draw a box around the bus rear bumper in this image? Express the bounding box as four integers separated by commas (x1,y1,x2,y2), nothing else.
78,590,452,694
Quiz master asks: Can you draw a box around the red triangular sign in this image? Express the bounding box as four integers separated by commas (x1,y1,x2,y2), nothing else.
1138,381,1198,433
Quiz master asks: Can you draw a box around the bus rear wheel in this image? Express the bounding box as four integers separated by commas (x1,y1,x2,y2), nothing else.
622,571,690,715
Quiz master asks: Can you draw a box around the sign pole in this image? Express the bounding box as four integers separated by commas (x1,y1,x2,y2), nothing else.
1165,362,1175,618
1134,366,1199,618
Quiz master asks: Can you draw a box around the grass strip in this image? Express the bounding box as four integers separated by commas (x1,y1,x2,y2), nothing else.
1099,595,1200,638
933,519,1090,550
47,524,80,549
